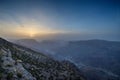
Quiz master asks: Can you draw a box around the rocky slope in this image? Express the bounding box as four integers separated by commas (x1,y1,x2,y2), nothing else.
0,48,36,80
15,39,120,80
0,38,85,80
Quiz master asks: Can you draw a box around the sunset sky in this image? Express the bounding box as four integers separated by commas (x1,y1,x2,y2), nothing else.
0,0,120,41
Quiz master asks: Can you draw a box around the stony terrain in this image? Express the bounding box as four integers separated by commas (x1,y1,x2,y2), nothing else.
0,48,36,80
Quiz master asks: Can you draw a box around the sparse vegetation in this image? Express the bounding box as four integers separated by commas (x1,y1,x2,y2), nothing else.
0,73,2,79
17,72,22,78
6,64,13,67
0,52,4,79
7,72,13,80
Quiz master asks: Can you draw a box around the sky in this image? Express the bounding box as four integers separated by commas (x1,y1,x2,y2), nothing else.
0,0,120,41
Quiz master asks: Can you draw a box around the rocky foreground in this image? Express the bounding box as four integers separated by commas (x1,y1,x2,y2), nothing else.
0,48,36,80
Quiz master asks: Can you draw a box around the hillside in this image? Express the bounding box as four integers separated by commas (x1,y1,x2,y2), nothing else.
15,39,120,80
0,38,85,80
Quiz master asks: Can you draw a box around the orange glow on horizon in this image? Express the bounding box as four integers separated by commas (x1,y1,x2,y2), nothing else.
13,26,66,38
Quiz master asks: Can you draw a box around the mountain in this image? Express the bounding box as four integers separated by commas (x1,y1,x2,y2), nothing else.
54,40,120,76
0,38,85,80
15,39,68,55
15,39,39,47
15,39,120,80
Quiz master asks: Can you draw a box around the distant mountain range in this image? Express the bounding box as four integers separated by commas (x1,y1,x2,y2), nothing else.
15,39,68,56
14,38,120,80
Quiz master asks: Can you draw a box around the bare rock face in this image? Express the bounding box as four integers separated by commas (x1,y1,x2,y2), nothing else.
0,48,36,80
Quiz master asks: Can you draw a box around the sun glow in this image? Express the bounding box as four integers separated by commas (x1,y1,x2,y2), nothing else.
0,19,68,38
14,27,39,38
29,32,34,37
14,26,60,38
27,28,36,37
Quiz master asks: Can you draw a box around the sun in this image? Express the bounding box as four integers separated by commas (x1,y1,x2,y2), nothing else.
28,31,35,37
15,26,38,38
14,24,61,38
29,33,34,37
25,27,39,38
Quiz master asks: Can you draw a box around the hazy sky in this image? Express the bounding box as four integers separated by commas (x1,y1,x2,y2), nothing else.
0,0,120,41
